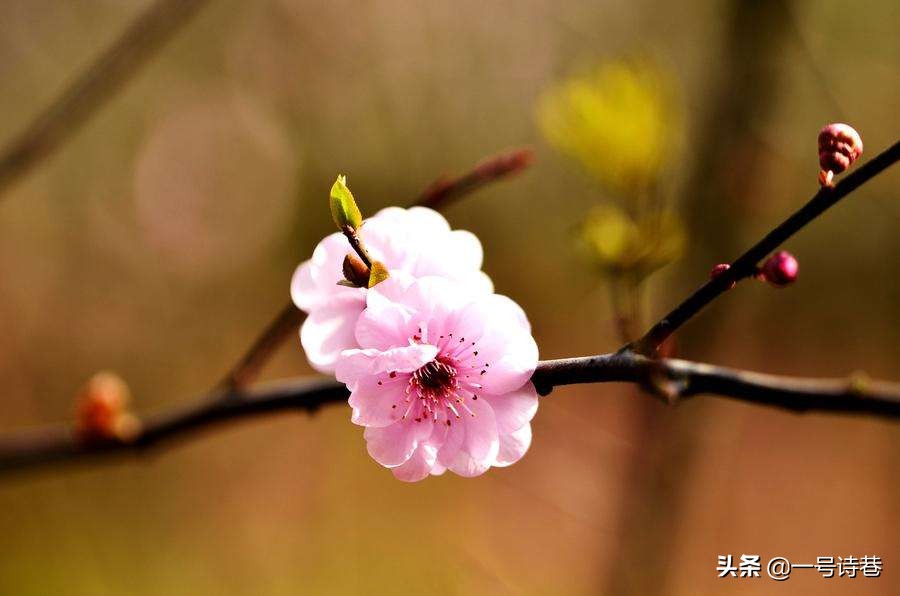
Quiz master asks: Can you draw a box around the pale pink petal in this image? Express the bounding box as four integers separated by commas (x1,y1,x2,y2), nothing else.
446,294,538,395
333,349,378,387
448,293,533,345
364,420,432,467
406,206,452,231
459,395,500,461
403,276,474,327
478,335,539,394
290,233,360,311
359,216,418,272
299,299,363,373
436,418,464,468
370,206,450,235
443,230,483,271
446,448,494,478
348,375,409,427
411,229,487,283
369,344,438,374
482,382,539,434
391,441,439,482
354,277,418,349
494,424,532,467
466,271,495,295
336,344,438,386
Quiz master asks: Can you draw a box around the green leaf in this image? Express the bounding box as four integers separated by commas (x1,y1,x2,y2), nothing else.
367,261,390,288
329,174,363,230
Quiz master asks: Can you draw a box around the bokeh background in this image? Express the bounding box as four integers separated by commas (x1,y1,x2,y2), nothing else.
0,0,898,594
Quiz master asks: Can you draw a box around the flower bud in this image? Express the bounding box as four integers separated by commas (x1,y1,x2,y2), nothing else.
341,253,370,287
818,123,863,187
760,251,798,287
329,174,363,231
75,372,140,443
709,263,735,289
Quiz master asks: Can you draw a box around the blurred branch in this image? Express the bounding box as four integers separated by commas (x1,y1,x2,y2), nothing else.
415,147,534,210
216,304,306,391
0,379,347,474
634,139,900,355
2,352,899,476
0,0,211,196
218,147,534,391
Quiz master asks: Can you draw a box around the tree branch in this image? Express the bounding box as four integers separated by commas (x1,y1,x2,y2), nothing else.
2,352,898,476
634,140,900,354
532,352,900,417
0,0,212,196
216,304,306,391
2,136,897,477
0,378,348,475
415,147,534,211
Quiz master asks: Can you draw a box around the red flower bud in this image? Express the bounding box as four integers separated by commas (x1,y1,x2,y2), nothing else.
709,263,735,289
761,251,798,287
75,372,140,443
342,253,370,287
818,123,863,187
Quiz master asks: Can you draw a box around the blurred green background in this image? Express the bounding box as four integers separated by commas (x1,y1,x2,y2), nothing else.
0,0,898,594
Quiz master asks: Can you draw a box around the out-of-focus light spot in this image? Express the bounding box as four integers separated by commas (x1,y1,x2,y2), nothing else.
134,95,296,277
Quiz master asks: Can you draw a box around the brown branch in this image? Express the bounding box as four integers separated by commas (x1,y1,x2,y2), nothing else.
2,352,898,476
415,147,534,211
218,147,535,391
215,304,306,391
0,0,211,196
634,139,900,355
532,352,900,418
0,378,347,474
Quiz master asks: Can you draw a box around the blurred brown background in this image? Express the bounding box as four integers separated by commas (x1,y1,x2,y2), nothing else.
0,0,897,594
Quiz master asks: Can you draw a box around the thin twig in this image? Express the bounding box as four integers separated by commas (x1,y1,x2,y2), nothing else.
0,0,211,196
216,304,306,391
634,140,900,355
415,147,534,210
341,225,374,268
218,147,535,391
2,353,898,476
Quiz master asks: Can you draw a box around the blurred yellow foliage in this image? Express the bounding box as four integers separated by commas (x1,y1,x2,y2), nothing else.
579,204,685,279
536,59,678,198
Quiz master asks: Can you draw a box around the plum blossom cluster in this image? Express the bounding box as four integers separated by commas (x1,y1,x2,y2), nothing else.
291,177,538,481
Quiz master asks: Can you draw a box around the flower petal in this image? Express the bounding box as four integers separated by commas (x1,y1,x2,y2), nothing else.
460,395,500,461
494,424,532,467
448,294,538,394
481,382,539,435
446,448,494,478
478,334,539,394
339,344,438,383
443,230,483,271
347,374,408,427
391,441,438,482
364,420,432,467
290,232,361,312
299,298,364,373
355,276,418,350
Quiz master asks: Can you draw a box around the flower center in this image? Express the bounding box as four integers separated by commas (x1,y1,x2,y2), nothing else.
405,358,477,425
412,359,456,392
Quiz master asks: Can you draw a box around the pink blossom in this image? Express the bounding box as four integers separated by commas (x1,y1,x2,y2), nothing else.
291,207,492,373
335,275,539,481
